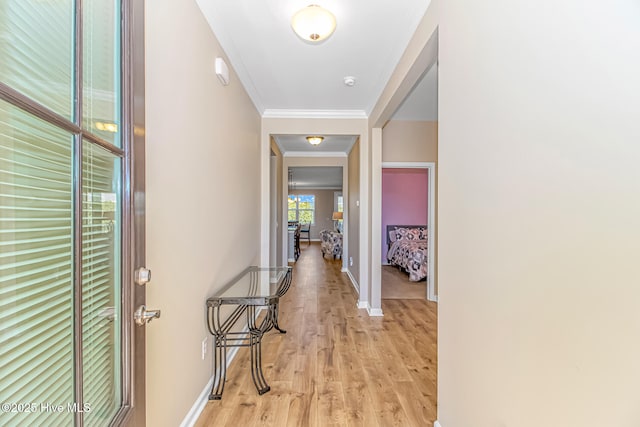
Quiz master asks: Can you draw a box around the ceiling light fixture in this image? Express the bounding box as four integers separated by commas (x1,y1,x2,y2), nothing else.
306,136,324,146
291,5,336,43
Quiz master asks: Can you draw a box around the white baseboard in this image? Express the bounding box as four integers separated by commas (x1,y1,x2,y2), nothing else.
355,300,384,316
344,268,359,294
434,421,442,427
180,344,242,427
179,370,214,427
181,308,264,427
367,306,384,317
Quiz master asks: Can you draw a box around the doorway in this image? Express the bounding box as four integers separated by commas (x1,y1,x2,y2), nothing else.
380,163,436,301
286,166,344,262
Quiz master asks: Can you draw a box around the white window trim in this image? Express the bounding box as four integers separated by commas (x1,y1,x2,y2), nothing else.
288,194,316,225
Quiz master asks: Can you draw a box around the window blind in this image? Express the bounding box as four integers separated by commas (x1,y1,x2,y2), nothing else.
81,141,121,426
0,0,74,120
0,100,75,426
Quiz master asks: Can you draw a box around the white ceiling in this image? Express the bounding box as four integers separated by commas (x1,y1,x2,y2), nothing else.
289,166,343,190
195,0,433,117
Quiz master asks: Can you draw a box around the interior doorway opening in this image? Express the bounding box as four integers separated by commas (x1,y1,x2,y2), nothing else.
286,166,344,264
380,163,436,301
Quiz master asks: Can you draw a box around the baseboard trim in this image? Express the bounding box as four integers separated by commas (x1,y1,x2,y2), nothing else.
180,309,264,427
355,300,384,316
180,344,242,427
344,268,360,294
434,421,442,427
366,305,384,317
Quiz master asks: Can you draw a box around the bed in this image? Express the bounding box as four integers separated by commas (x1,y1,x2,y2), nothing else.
386,225,428,282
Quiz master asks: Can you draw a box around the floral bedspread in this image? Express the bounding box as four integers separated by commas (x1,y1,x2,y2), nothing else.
387,239,428,282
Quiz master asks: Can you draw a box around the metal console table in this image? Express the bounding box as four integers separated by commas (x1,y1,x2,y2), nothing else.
206,266,292,400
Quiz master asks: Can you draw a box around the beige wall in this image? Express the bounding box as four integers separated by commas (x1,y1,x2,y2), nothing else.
348,139,361,287
377,0,640,426
289,188,336,241
382,120,438,162
370,0,640,425
145,1,261,425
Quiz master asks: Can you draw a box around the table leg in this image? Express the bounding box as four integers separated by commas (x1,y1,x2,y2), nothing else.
208,335,227,400
249,328,270,395
270,302,286,334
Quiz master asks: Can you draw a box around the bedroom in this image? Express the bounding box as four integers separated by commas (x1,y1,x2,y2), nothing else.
382,168,430,298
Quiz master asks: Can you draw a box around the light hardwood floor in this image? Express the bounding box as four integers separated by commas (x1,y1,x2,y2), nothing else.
195,243,437,427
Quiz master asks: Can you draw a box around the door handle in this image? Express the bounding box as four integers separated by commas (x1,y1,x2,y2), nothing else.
134,305,161,326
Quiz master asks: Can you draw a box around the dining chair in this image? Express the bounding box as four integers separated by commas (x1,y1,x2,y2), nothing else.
299,223,311,246
294,224,301,260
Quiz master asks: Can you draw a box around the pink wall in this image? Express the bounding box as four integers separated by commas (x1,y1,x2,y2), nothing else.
381,168,428,263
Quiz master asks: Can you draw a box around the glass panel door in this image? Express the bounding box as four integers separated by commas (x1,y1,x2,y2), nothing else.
0,0,143,425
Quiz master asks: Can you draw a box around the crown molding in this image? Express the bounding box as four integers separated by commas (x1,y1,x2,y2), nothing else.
262,109,368,119
283,151,347,158
381,162,433,168
291,186,343,190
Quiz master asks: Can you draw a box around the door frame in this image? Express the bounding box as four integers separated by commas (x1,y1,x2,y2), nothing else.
123,0,146,425
381,162,437,301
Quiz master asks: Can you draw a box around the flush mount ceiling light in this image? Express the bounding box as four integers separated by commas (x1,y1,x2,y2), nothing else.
291,5,336,43
306,136,324,145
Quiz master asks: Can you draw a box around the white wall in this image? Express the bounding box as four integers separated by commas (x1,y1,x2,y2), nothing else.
145,0,261,425
436,1,640,426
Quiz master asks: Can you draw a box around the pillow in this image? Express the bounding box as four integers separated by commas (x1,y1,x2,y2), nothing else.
418,227,428,240
391,227,428,242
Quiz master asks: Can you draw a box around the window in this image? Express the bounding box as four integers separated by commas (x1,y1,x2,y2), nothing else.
334,191,343,213
288,194,315,224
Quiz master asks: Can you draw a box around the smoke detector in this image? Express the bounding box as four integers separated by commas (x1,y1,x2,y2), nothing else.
343,76,356,87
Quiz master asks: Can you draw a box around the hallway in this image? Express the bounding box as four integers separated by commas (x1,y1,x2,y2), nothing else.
195,243,437,426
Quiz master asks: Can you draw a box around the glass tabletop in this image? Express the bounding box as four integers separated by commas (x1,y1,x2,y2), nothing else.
207,266,290,305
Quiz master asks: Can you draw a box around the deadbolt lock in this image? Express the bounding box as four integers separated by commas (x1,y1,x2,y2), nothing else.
135,267,152,286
